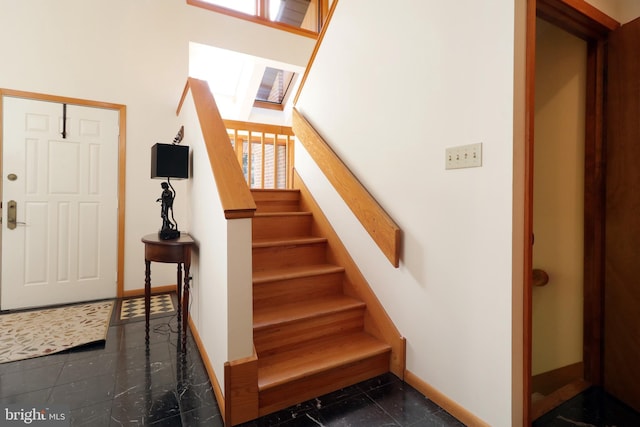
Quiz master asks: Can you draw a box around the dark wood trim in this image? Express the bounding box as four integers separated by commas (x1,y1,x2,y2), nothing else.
524,2,537,426
532,361,584,395
537,0,619,40
0,88,127,298
583,39,607,387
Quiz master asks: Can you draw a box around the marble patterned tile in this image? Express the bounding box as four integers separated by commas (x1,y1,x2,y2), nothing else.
317,393,399,426
0,362,65,398
0,294,479,427
48,373,116,410
70,399,113,427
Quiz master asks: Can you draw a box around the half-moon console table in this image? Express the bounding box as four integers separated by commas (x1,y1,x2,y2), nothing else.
141,233,195,348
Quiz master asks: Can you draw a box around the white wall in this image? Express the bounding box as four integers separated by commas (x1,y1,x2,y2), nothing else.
295,1,518,425
180,89,253,386
0,0,314,293
180,90,230,373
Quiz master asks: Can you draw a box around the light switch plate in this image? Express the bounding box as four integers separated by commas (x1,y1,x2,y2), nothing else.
445,143,482,170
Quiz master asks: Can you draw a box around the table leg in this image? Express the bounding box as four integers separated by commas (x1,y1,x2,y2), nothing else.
144,259,151,344
182,249,191,350
176,263,182,322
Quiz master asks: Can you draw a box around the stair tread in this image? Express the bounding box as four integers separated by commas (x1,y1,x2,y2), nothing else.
254,295,365,329
258,332,391,390
254,211,312,217
253,236,327,248
253,264,345,284
251,189,300,193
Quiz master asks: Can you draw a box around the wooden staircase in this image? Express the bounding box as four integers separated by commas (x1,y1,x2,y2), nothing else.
251,188,392,416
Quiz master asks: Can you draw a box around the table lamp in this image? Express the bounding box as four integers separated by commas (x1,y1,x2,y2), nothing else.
151,126,189,240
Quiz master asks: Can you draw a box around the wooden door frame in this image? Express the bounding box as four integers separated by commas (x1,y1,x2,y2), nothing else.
524,0,619,424
0,88,127,299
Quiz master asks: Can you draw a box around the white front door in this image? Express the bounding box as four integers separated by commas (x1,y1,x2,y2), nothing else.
1,96,119,310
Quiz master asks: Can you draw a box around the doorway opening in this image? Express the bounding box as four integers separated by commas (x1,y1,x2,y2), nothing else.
530,17,589,417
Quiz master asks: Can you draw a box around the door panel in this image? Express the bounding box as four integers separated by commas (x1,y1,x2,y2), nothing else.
1,97,119,310
604,16,640,412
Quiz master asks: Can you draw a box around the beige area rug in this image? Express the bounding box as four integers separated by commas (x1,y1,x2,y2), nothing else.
0,300,114,364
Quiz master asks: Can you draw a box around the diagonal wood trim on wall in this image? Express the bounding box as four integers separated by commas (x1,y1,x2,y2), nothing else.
292,108,401,267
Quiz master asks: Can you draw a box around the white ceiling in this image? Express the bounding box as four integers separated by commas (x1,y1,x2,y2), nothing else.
189,42,304,126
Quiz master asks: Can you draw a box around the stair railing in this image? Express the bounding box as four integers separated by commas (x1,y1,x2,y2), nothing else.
223,119,295,190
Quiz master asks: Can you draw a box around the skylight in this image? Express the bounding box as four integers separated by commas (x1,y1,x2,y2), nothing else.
255,67,296,105
188,41,304,123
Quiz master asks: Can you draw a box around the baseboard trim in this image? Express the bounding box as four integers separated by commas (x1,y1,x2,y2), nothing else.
188,317,226,422
404,370,490,427
122,285,177,298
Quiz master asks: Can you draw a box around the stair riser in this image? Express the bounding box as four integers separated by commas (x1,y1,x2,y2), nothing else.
252,214,312,240
254,272,343,309
254,308,365,356
258,352,390,416
252,190,300,213
253,242,326,271
255,201,301,213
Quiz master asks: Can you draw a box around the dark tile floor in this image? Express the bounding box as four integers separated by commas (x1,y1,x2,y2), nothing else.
533,386,640,427
0,297,464,426
5,298,640,426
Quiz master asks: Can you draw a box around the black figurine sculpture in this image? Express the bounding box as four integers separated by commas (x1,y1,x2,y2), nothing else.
156,180,180,240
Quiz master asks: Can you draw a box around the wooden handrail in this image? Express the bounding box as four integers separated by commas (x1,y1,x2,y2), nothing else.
292,108,401,267
223,119,295,137
178,78,256,219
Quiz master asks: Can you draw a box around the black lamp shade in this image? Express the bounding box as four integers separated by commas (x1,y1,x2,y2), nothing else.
151,143,189,178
